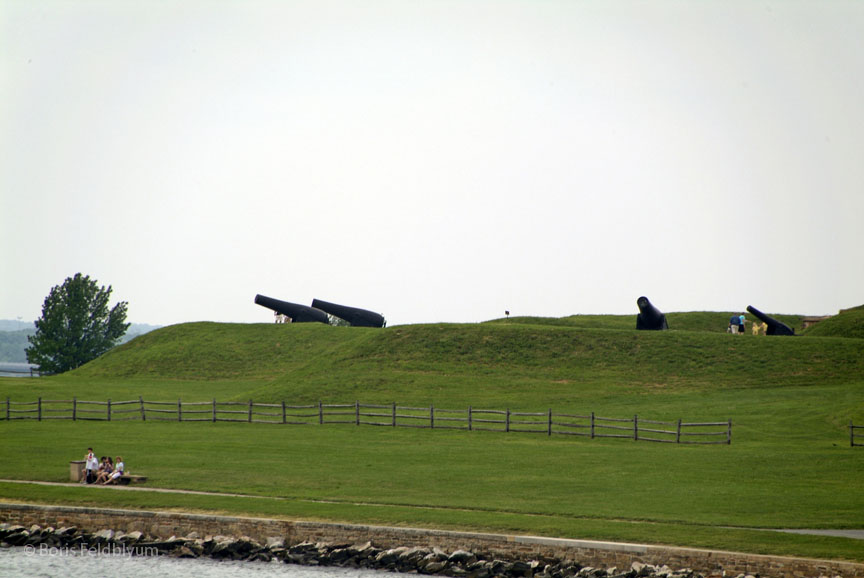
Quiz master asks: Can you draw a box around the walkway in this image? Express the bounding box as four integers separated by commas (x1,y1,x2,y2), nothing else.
2,479,862,541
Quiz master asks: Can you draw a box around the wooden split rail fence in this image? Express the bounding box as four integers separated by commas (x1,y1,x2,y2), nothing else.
1,397,731,444
852,422,864,447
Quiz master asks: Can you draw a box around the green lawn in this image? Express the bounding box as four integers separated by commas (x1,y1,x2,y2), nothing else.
1,316,863,562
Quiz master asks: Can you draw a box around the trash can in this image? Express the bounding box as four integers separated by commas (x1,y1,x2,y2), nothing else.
70,460,85,482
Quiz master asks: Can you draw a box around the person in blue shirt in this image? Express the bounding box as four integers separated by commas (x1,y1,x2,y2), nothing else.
729,315,739,334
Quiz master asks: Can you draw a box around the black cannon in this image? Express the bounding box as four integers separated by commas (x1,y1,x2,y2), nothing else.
746,305,795,336
311,298,386,328
254,294,329,324
636,296,668,330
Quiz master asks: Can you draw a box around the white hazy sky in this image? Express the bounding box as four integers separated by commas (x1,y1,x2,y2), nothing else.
2,0,863,327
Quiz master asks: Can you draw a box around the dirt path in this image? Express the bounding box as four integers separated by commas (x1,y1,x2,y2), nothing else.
2,479,862,541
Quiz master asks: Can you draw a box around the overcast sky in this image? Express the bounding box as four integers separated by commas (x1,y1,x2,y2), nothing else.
2,0,862,328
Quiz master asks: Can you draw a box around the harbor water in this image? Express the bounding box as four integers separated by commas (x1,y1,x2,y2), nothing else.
0,363,37,377
0,546,388,578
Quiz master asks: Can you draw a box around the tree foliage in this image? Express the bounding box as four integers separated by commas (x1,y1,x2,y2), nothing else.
26,273,130,374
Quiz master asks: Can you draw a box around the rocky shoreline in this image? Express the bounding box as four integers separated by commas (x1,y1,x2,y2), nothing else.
1,522,738,578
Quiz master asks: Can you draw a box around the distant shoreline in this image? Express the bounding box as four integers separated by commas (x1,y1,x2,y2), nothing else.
0,362,37,377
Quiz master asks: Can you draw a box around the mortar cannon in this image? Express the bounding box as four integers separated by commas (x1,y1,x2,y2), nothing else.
746,305,795,336
312,298,386,328
636,296,668,330
254,294,329,324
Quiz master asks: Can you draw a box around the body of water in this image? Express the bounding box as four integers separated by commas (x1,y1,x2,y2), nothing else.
0,362,37,377
0,546,387,578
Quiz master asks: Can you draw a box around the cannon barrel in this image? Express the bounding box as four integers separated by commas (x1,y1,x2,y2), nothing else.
311,298,385,328
636,296,668,330
746,305,795,336
254,294,329,324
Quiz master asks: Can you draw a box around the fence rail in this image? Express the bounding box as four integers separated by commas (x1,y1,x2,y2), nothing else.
0,366,41,377
852,422,864,447
0,397,731,444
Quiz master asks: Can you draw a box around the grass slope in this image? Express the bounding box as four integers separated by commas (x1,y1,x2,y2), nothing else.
487,311,806,334
1,313,863,562
46,318,864,407
803,305,864,339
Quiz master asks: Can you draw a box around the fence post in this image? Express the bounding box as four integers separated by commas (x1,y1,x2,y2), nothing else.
468,406,472,431
73,397,77,421
590,411,595,439
212,399,216,422
5,397,9,421
177,399,182,422
727,419,732,445
851,421,854,447
548,408,552,436
355,401,360,426
107,398,111,421
676,419,681,443
430,404,434,429
634,414,638,441
140,396,146,422
38,397,42,421
506,408,510,433
248,400,253,422
282,401,287,425
318,401,323,425
392,402,396,427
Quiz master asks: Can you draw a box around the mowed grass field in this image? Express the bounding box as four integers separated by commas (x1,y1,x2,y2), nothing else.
1,309,863,562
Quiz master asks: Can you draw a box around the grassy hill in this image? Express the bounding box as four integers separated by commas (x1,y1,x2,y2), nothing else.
802,304,864,339
54,313,861,406
2,312,863,562
487,310,806,334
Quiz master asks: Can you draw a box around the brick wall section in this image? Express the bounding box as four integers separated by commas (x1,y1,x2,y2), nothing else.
1,504,861,578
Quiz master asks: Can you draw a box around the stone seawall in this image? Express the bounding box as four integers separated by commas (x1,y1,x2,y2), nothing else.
1,503,861,578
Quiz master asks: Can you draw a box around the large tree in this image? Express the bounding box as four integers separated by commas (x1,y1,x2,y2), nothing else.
26,273,130,374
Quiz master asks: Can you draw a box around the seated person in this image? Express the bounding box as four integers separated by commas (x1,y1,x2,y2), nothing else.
104,456,125,485
94,457,113,484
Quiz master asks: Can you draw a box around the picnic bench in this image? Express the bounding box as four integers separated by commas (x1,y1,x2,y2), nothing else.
117,474,147,485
